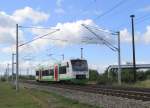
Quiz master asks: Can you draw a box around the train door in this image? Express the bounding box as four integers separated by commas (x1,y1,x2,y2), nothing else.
39,70,42,80
54,65,59,81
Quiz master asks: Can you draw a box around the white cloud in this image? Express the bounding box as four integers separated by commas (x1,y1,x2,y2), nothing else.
120,28,132,42
24,19,94,52
120,27,150,44
0,58,57,75
12,7,49,24
143,26,150,44
1,7,149,55
89,64,108,73
120,28,140,43
54,19,94,44
0,11,15,27
0,11,16,45
0,27,15,44
0,7,50,53
29,19,114,51
1,46,14,53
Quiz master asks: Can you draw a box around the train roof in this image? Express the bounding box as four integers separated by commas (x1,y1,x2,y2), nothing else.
61,58,87,62
35,58,88,70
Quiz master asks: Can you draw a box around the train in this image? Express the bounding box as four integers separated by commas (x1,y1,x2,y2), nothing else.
35,59,89,82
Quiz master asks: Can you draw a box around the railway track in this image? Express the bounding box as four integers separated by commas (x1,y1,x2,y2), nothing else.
21,80,150,101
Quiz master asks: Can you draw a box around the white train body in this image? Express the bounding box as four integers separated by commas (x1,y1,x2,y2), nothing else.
36,59,89,81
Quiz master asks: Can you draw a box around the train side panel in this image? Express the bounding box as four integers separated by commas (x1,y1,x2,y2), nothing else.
35,59,89,82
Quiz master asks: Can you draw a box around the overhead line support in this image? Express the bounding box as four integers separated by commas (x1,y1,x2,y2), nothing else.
130,15,136,82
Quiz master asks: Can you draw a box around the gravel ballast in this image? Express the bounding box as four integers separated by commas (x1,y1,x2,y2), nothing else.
22,83,150,108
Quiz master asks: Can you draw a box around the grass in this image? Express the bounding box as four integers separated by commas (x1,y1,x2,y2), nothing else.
111,80,150,88
31,89,101,108
0,82,101,108
133,80,150,88
70,79,89,85
0,82,40,108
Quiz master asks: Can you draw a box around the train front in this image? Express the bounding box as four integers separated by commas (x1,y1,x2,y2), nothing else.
70,59,89,79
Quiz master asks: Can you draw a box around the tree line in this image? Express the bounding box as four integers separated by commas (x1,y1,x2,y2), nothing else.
89,69,150,84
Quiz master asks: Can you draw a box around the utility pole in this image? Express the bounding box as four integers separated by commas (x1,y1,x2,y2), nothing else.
82,24,122,85
7,63,9,81
117,32,121,85
27,68,29,79
12,53,15,82
6,64,10,81
5,68,8,81
0,64,1,81
130,15,136,82
81,48,83,59
13,25,59,92
16,24,19,91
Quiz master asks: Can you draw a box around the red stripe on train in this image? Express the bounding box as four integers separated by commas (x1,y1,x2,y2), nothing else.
54,65,58,81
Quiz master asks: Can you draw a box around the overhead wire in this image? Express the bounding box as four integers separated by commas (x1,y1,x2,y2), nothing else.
82,24,116,34
82,24,118,51
17,0,128,50
19,29,60,47
94,0,128,21
19,26,57,30
136,13,150,21
41,37,68,42
135,14,150,25
116,13,150,29
93,0,137,30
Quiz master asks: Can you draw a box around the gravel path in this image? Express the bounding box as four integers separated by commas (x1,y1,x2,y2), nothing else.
21,83,150,108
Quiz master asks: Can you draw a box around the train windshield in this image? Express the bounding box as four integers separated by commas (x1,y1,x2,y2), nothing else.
71,60,88,71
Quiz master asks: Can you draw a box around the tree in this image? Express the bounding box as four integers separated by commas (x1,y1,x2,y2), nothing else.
89,69,99,81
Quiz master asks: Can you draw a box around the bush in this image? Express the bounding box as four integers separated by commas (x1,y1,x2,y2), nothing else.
137,71,146,81
1,77,6,82
146,75,150,80
97,74,113,85
121,69,134,83
145,70,150,80
89,69,99,81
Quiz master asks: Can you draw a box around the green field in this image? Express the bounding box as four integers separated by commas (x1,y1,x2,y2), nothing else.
0,82,100,108
133,80,150,88
111,80,150,88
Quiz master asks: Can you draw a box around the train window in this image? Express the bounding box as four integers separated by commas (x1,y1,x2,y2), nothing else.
59,66,67,74
71,60,88,71
36,71,39,76
47,70,50,76
42,70,49,76
50,69,54,75
46,70,49,76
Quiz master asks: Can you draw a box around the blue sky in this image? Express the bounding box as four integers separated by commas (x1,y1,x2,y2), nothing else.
0,0,150,74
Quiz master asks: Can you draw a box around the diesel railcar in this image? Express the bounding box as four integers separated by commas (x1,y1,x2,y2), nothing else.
35,59,89,82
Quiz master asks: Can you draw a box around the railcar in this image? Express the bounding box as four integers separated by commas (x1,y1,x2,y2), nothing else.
35,59,89,82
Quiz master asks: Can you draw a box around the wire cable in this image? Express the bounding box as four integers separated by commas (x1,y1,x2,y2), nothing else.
41,38,68,42
135,14,150,25
136,13,150,21
19,29,60,47
94,0,128,21
82,24,118,51
116,13,150,29
82,24,115,34
19,26,57,30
